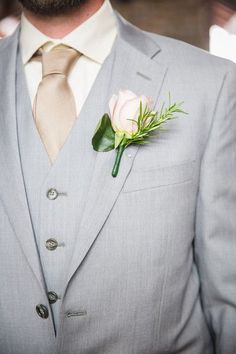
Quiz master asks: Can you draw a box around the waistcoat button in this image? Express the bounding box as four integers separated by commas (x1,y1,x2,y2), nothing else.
47,188,58,200
48,291,59,304
36,304,49,319
46,238,58,251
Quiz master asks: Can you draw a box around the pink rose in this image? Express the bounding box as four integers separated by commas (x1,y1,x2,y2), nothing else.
109,90,153,138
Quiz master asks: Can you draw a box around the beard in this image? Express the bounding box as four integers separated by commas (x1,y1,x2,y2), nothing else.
18,0,87,16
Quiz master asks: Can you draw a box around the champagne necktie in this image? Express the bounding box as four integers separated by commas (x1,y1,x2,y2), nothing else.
33,45,80,163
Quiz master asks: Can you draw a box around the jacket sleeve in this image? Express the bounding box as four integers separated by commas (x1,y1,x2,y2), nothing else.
195,62,236,354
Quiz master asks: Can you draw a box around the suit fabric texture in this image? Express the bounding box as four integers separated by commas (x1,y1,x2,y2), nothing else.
0,13,236,354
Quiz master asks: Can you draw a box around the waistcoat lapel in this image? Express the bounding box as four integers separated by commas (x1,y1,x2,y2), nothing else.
65,15,169,287
0,28,46,291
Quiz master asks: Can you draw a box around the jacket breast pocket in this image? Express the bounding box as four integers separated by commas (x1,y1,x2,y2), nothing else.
122,160,196,193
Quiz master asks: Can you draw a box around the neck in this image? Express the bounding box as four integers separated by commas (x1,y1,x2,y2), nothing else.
23,0,104,39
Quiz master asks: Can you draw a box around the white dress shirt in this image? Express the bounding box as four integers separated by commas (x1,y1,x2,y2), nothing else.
20,0,117,115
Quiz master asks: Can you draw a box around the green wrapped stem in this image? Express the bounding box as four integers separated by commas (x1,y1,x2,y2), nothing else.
112,144,126,177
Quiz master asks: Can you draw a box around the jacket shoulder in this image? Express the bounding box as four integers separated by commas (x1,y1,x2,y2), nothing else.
147,30,234,70
118,14,235,74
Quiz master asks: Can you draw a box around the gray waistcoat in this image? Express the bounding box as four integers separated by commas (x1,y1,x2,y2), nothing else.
15,47,114,331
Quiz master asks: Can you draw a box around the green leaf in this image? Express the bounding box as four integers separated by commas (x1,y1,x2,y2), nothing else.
92,114,115,152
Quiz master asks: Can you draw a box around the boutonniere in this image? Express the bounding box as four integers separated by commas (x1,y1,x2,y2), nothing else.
92,90,186,177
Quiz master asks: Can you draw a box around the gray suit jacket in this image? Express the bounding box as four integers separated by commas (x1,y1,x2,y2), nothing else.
0,13,236,354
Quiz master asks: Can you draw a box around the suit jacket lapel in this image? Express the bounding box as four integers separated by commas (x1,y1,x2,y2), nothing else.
0,28,46,291
66,15,168,286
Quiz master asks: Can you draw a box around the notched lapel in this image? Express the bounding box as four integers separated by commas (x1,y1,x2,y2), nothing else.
0,28,46,292
66,26,168,286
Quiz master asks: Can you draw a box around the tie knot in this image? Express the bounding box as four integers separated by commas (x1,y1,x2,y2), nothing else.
41,45,79,78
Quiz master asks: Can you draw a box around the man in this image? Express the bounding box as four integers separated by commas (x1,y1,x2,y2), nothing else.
0,0,235,353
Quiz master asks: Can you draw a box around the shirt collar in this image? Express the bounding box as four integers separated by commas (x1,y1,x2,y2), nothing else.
20,0,117,65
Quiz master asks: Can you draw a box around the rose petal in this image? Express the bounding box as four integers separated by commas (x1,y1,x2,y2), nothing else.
119,90,138,100
109,94,118,117
111,90,138,132
118,97,141,134
109,90,152,135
